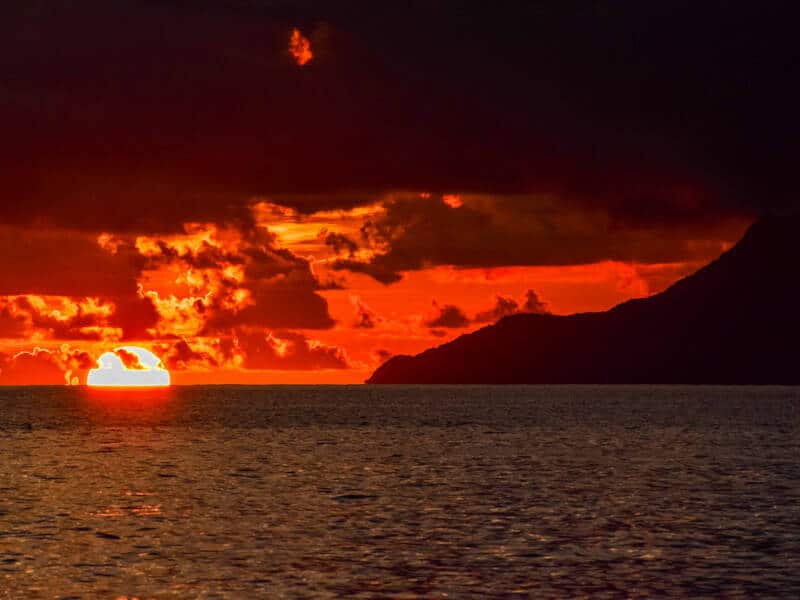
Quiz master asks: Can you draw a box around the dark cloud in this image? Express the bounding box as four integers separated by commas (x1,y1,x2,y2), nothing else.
108,295,160,341
471,290,551,324
0,227,160,339
521,290,549,315
0,1,796,233
322,231,359,257
352,297,378,329
425,302,470,329
234,328,349,370
0,228,143,297
155,339,218,371
474,295,520,324
333,196,749,282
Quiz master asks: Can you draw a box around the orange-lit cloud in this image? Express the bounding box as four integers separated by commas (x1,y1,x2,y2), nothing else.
135,220,334,333
0,295,121,341
0,346,94,386
289,28,312,66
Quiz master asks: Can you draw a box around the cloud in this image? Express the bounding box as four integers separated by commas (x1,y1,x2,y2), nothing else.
235,328,349,370
114,348,146,370
424,301,470,329
521,289,549,315
137,221,336,334
330,258,402,284
154,339,219,371
289,28,313,66
0,346,94,385
108,293,160,340
0,296,121,341
0,228,144,297
0,305,27,338
322,231,359,257
0,228,164,340
474,295,520,323
351,296,379,329
329,195,749,283
0,349,64,385
467,289,553,324
152,328,350,372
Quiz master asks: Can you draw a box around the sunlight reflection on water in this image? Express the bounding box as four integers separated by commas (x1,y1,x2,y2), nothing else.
0,385,799,598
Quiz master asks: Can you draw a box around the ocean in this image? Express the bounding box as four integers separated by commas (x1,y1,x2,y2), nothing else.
1,385,799,598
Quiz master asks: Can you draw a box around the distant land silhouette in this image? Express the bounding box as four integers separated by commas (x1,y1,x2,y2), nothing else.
368,216,800,384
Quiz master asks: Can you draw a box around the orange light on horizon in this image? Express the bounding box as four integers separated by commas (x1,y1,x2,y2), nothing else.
289,28,313,66
87,346,170,387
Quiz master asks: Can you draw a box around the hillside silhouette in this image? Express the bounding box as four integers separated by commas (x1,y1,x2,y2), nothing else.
368,216,800,384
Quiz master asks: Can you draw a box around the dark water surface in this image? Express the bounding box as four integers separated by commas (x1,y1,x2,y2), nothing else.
1,385,799,598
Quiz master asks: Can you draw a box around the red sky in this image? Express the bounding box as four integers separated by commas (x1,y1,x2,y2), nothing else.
0,1,791,384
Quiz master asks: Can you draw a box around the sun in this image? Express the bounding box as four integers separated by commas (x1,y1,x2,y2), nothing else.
87,346,170,387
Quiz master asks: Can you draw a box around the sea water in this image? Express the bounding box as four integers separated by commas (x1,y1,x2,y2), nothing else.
0,385,799,598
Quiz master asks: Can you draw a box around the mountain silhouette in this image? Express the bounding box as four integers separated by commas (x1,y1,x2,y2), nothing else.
368,216,800,384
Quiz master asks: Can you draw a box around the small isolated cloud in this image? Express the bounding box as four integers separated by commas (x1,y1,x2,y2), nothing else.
521,289,549,314
474,295,520,323
351,296,379,329
474,289,550,323
139,220,336,335
425,301,470,328
289,28,312,66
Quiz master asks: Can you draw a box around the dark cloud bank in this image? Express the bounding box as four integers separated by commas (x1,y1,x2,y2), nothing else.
0,0,797,232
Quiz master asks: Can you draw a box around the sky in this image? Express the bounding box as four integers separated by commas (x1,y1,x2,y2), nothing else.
0,1,797,384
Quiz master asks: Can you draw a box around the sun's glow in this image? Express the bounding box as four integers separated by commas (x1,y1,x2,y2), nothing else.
87,346,170,387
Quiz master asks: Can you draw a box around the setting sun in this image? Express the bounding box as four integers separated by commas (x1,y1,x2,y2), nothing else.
87,346,170,387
